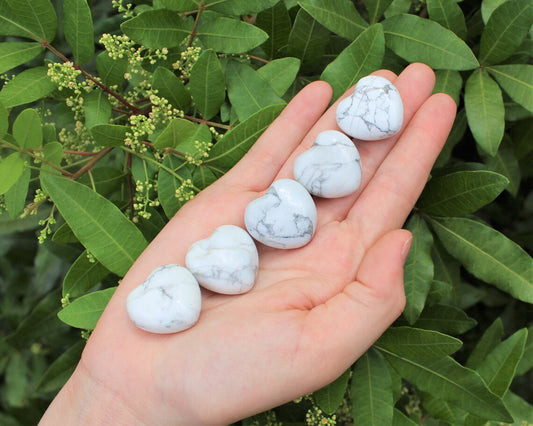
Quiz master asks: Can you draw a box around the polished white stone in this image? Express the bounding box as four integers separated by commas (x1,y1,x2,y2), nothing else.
244,179,317,249
293,130,362,198
336,75,403,140
185,225,259,294
126,264,201,334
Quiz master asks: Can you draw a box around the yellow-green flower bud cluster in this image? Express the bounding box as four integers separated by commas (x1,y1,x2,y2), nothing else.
172,46,202,81
38,211,56,244
185,139,213,166
112,0,134,19
175,179,195,202
133,179,160,220
305,406,337,426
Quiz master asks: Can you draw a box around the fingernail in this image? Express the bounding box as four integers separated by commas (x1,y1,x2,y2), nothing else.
401,235,413,264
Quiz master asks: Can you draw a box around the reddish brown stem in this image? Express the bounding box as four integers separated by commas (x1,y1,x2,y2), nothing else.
183,115,232,130
70,147,113,180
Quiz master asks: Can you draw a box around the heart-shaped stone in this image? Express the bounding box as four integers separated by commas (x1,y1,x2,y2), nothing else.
244,179,317,249
126,264,201,334
293,130,362,198
185,225,259,294
336,75,403,140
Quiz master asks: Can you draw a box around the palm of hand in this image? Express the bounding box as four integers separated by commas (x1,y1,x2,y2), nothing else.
76,64,456,425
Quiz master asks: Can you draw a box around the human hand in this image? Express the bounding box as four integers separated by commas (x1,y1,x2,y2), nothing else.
40,63,456,425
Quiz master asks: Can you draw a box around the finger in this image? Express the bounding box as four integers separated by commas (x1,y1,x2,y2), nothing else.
225,80,333,192
348,93,457,245
290,229,411,391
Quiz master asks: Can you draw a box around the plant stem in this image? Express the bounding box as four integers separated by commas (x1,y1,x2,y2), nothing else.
183,115,232,130
187,0,205,48
70,147,113,180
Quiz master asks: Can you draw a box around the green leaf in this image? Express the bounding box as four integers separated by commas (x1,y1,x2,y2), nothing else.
415,304,477,335
96,52,128,86
4,353,27,407
197,11,268,54
479,0,533,65
152,67,192,112
403,214,434,324
35,341,84,393
427,0,467,39
392,409,419,425
63,0,94,65
256,2,292,59
287,9,330,68
41,174,148,276
157,0,197,11
297,0,368,39
417,170,509,216
226,61,285,122
517,324,533,375
502,392,533,425
205,104,285,172
466,318,504,369
13,108,43,150
57,287,116,330
488,65,533,113
421,394,464,425
433,70,463,105
157,154,189,219
0,0,57,42
90,124,128,147
381,352,512,422
382,14,479,70
313,368,350,415
5,168,30,219
429,216,533,304
483,142,521,196
206,0,281,14
188,49,226,120
321,24,385,101
464,69,505,156
154,118,196,149
481,0,507,23
0,153,25,196
121,9,190,49
0,42,44,74
0,66,56,108
256,57,301,97
363,0,394,24
84,90,111,129
351,349,394,425
0,100,7,137
375,326,463,359
63,251,110,298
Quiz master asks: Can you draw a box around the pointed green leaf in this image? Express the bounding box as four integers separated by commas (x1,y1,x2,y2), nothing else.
0,42,44,74
433,70,463,105
427,0,467,39
432,239,461,288
96,52,128,86
382,14,479,70
189,49,225,120
429,216,533,304
363,0,394,24
321,24,385,101
205,104,285,172
415,304,477,335
84,90,111,129
421,394,464,425
466,318,504,369
0,153,25,195
403,214,434,324
197,11,268,54
488,65,533,113
479,0,533,65
392,408,419,425
192,165,217,191
154,118,197,149
483,143,521,196
256,2,292,59
90,124,128,147
63,251,110,298
41,174,148,276
464,69,505,156
57,287,116,330
0,0,57,42
481,0,507,23
35,341,84,393
152,67,192,112
5,168,30,219
0,66,56,108
313,368,350,415
381,352,512,422
375,326,463,359
502,392,533,425
13,108,42,150
517,324,533,375
226,61,285,122
121,9,190,49
297,0,367,39
63,0,94,65
351,349,394,425
256,57,301,97
417,170,509,216
206,0,281,14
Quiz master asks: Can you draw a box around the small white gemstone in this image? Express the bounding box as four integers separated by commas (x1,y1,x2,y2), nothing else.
126,264,201,334
186,225,259,295
294,130,362,198
336,75,403,140
244,179,317,249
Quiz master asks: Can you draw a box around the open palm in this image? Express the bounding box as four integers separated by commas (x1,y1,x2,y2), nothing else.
41,63,456,425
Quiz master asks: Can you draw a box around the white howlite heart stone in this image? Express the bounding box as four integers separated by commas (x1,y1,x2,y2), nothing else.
293,130,362,198
185,225,259,295
245,179,317,249
336,75,403,140
126,264,201,334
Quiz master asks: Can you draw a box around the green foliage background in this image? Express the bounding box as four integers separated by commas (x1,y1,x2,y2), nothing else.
0,0,532,424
